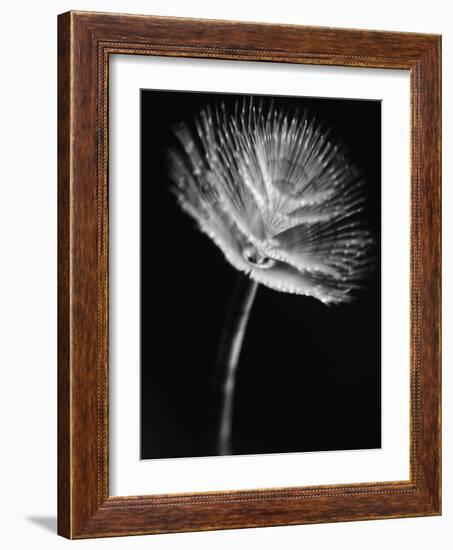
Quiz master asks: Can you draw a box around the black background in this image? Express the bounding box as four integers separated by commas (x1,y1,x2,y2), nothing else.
140,90,381,459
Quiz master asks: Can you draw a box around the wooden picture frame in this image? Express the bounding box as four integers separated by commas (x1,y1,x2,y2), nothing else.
58,10,441,539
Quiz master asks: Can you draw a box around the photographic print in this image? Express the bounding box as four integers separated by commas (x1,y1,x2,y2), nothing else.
58,13,441,537
140,90,381,460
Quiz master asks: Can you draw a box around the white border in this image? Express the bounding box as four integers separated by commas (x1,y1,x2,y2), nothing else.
109,55,410,496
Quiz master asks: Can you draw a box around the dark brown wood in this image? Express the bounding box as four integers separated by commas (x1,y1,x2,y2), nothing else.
58,10,441,539
57,11,71,538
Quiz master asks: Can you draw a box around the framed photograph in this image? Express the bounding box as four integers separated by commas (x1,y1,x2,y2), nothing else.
58,11,441,538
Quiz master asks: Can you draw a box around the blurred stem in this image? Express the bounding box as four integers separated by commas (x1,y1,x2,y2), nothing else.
210,275,258,456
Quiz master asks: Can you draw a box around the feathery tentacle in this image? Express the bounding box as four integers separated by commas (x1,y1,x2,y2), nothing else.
168,98,373,304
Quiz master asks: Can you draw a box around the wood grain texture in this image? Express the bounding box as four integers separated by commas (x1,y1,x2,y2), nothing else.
57,10,441,539
57,11,71,538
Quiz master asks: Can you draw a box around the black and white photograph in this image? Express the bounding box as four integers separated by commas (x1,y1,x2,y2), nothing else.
140,90,381,460
0,1,445,546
